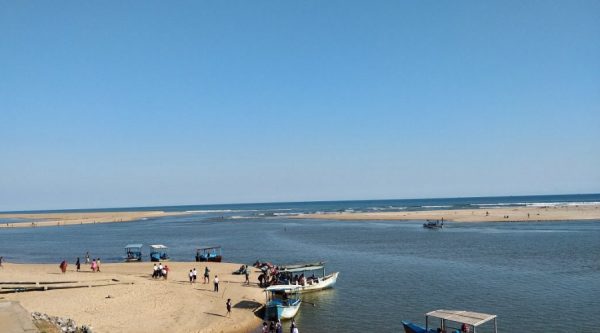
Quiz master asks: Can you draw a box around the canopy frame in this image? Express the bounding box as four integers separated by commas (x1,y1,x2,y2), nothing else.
425,310,497,333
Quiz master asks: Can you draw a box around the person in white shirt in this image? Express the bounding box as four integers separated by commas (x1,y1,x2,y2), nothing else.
192,268,197,283
214,275,219,292
189,270,193,284
152,264,158,278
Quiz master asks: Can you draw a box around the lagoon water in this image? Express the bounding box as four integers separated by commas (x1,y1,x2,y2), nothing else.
1,195,600,332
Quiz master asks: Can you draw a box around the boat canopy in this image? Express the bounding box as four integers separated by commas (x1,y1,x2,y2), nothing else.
279,262,325,273
125,244,143,249
197,246,221,251
426,310,497,327
150,244,168,249
265,285,302,292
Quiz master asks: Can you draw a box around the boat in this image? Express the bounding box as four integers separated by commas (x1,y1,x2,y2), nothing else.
402,309,498,333
195,246,222,262
124,244,143,262
423,220,443,229
276,262,339,293
149,244,170,262
264,285,302,321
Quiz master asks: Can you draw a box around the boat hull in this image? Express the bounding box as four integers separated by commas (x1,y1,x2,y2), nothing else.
402,321,437,333
266,300,301,320
281,272,339,293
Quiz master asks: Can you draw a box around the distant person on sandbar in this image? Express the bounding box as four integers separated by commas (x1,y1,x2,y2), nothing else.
76,257,81,272
59,260,67,273
204,266,210,284
214,275,219,292
226,298,232,317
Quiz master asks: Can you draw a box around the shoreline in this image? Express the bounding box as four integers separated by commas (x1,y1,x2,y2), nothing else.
0,211,188,228
0,261,264,333
291,204,600,222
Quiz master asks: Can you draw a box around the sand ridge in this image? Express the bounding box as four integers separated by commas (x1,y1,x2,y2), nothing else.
292,204,600,222
0,211,188,228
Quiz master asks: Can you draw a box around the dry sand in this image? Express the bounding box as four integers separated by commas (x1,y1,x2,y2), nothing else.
293,204,600,222
0,262,264,333
0,211,187,228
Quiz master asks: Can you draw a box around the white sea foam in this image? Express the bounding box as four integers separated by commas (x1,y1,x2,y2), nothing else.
421,205,452,208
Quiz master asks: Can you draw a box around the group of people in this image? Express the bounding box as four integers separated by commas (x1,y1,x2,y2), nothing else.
151,263,169,279
56,252,100,273
262,319,299,333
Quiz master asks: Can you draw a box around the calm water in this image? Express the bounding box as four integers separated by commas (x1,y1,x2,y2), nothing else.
1,195,600,332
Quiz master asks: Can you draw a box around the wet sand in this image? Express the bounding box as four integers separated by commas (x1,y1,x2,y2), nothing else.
0,211,187,228
292,204,600,222
0,262,264,333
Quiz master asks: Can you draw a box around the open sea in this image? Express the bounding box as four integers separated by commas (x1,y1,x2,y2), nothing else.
1,194,599,332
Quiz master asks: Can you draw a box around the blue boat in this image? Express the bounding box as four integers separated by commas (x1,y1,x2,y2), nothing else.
195,246,222,262
265,285,302,321
423,220,443,229
149,244,170,262
124,244,143,262
403,310,498,333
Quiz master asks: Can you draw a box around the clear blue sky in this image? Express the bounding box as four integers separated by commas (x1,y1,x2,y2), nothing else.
1,1,599,211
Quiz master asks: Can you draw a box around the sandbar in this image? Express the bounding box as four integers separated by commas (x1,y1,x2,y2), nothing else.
292,204,600,222
0,211,188,228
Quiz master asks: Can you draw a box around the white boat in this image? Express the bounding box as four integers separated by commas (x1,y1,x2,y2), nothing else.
265,285,302,320
277,262,339,293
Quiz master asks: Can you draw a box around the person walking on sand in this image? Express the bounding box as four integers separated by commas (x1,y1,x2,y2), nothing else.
214,275,219,292
204,266,210,284
91,258,97,272
244,266,250,285
226,298,232,317
75,257,81,272
276,320,283,333
85,252,90,264
290,320,298,333
0,256,3,268
96,258,101,272
192,268,197,283
59,260,67,273
189,269,193,284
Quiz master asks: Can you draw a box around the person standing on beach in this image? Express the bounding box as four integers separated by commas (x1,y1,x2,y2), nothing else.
204,266,210,284
75,258,81,272
290,320,298,333
226,298,232,317
85,252,90,264
96,258,101,272
189,270,193,284
91,259,97,272
192,268,197,283
244,266,250,285
214,275,219,292
59,260,67,273
0,256,3,268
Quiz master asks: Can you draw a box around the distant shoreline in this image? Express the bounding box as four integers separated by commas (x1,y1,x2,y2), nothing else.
291,204,600,222
0,211,188,228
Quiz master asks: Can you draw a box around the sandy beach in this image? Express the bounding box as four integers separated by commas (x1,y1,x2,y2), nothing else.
0,211,187,228
292,204,600,222
0,262,264,333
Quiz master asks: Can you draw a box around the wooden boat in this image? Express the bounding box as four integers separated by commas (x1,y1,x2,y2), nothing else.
149,244,170,262
265,285,301,321
124,244,143,262
195,246,222,262
402,309,498,333
423,220,443,229
277,262,339,293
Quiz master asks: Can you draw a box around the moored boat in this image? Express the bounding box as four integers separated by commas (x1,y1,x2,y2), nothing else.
195,246,222,262
402,309,498,333
277,262,339,293
265,285,302,321
423,220,443,229
149,244,170,262
124,244,143,262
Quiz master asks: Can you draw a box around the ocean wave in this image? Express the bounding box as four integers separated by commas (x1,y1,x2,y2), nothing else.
420,205,452,208
525,201,600,207
186,208,293,213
